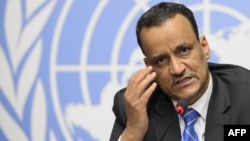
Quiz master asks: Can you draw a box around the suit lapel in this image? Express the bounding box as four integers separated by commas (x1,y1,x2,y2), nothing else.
148,89,181,141
205,73,230,141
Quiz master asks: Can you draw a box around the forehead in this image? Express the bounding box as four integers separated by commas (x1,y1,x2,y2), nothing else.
140,14,197,55
140,14,195,41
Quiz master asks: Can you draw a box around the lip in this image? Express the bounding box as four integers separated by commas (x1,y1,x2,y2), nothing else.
174,76,194,87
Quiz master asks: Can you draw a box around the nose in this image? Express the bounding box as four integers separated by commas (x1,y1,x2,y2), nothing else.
169,58,185,75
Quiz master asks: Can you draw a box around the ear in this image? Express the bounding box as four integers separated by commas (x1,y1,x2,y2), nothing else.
144,58,150,67
199,35,210,60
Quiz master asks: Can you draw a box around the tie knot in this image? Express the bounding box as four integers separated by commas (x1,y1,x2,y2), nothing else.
181,108,200,126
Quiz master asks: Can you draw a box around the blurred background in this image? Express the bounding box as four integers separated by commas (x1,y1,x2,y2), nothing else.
1,0,250,141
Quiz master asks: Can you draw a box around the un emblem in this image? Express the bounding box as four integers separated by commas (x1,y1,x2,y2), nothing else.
50,1,145,140
1,0,250,141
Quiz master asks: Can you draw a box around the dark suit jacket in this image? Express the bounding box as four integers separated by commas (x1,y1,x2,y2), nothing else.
110,63,250,141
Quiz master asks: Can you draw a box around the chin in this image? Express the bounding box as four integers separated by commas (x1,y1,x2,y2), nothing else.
178,91,197,100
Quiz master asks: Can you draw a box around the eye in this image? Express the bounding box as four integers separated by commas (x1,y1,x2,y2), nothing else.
156,56,168,66
179,47,190,56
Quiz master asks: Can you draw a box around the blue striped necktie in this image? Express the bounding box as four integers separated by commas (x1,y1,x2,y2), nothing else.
181,108,200,141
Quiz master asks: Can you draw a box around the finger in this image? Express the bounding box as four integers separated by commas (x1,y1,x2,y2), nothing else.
126,66,154,99
140,82,157,104
126,71,157,104
128,66,153,86
135,71,156,96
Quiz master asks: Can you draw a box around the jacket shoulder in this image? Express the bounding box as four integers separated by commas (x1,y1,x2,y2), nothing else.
112,88,127,122
209,62,250,82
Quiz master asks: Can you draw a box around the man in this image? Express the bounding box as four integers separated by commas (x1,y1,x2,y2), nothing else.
110,2,250,141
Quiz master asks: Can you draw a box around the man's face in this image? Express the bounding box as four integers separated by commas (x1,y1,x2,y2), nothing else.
140,14,210,104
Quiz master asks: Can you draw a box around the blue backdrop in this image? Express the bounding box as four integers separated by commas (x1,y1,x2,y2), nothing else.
1,0,250,141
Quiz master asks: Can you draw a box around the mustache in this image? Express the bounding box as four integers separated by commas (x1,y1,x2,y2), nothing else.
170,72,197,85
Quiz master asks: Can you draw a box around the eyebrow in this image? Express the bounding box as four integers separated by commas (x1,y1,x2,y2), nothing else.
148,54,167,63
147,43,192,62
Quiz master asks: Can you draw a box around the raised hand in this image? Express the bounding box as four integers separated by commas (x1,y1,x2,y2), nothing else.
121,66,157,141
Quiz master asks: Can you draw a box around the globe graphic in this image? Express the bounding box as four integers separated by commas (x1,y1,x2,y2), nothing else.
49,0,250,140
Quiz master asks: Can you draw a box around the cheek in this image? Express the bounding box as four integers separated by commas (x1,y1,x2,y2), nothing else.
192,60,208,84
155,68,171,84
189,51,207,72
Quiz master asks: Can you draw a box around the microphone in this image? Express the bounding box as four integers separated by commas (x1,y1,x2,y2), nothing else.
175,99,188,115
159,99,188,141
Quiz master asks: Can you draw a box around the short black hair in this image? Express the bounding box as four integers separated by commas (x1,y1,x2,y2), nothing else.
136,2,199,55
